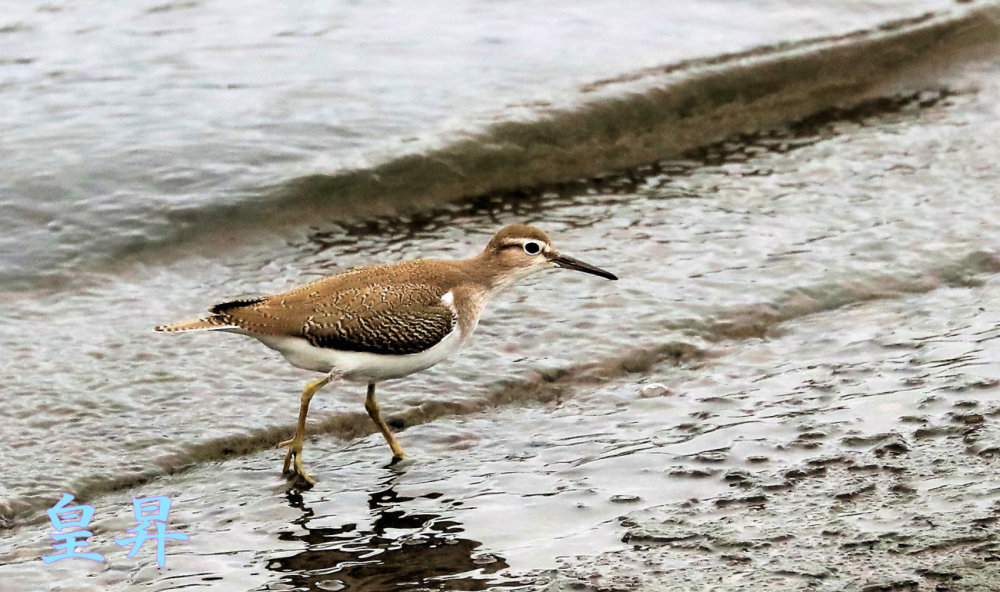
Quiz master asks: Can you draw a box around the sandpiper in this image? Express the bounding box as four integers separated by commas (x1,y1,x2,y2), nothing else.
156,224,617,484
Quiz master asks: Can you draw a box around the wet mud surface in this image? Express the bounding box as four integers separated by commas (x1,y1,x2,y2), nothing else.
552,279,1000,591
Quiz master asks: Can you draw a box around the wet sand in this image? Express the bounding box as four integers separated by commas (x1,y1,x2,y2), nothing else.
554,278,1000,591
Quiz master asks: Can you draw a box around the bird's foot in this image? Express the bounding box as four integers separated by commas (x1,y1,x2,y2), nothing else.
279,437,316,486
278,436,299,473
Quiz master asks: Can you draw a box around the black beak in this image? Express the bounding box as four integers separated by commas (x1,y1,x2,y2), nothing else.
551,253,618,280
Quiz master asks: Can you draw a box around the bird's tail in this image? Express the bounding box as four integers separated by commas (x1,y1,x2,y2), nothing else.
154,316,234,332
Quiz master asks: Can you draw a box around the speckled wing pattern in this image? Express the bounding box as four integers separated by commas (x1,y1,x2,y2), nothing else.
209,261,460,356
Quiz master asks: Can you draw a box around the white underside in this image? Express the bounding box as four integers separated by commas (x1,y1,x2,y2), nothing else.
245,328,465,383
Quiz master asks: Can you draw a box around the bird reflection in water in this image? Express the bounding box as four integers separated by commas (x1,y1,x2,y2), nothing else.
264,477,522,591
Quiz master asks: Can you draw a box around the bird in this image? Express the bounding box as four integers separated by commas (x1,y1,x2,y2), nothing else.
155,224,617,484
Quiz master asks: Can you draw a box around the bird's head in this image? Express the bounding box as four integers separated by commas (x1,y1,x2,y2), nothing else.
479,224,618,288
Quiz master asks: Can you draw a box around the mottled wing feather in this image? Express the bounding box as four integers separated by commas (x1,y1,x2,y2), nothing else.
303,306,455,355
212,261,460,356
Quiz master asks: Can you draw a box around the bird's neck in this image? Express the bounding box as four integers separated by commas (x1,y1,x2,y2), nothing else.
444,253,522,341
459,251,522,292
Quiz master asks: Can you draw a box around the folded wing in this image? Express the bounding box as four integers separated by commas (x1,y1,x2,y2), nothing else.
210,266,458,356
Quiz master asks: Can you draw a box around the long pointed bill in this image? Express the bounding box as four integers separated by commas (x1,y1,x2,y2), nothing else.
551,253,618,280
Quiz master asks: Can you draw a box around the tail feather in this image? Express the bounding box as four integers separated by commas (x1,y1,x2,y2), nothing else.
154,317,234,332
209,295,266,314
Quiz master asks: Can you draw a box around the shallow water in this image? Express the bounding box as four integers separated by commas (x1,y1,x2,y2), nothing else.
2,1,1000,591
0,0,964,289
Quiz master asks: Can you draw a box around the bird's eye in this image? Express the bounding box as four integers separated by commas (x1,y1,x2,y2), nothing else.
523,241,542,255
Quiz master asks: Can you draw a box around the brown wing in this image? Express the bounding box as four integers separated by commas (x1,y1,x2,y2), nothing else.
211,260,459,356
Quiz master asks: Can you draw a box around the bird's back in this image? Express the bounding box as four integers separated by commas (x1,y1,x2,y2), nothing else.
227,259,467,354
157,259,470,358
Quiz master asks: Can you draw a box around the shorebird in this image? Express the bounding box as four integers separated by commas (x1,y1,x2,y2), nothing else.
155,224,617,484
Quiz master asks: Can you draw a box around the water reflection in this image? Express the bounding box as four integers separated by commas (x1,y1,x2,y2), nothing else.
263,477,515,591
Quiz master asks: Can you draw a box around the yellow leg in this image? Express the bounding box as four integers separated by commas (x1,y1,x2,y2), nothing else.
279,375,331,484
364,383,405,462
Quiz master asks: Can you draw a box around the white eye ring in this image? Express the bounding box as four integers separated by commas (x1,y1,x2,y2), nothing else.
523,241,542,255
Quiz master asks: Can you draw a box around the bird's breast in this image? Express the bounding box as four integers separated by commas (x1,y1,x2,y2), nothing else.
449,286,493,341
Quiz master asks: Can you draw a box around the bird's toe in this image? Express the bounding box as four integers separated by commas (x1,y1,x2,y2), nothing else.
292,455,316,485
